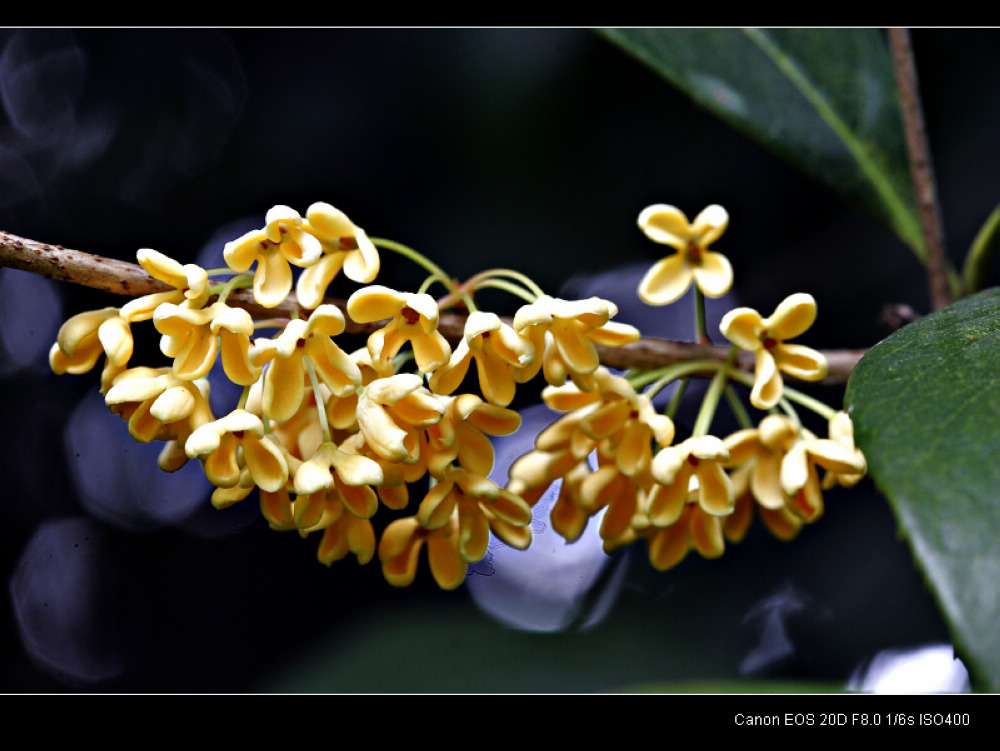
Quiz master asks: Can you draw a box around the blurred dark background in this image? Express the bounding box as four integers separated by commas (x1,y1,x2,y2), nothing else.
0,28,996,693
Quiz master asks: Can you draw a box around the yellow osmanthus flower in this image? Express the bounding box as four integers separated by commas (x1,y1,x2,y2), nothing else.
635,502,727,572
338,430,421,511
223,205,324,308
121,248,210,321
416,465,533,563
293,441,385,519
649,435,734,523
725,468,804,544
428,311,534,407
578,446,652,543
323,346,394,434
636,203,733,306
355,373,444,465
291,492,379,567
779,415,867,522
49,307,134,391
104,366,214,448
506,442,582,505
423,393,522,479
185,408,289,492
347,285,451,373
153,301,260,385
379,513,466,590
249,304,361,423
296,202,381,309
313,506,379,567
512,295,639,389
722,414,800,511
543,367,674,480
720,292,829,410
822,411,867,490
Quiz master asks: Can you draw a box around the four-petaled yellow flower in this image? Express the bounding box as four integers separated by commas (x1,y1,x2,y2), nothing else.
185,408,289,492
779,415,867,522
722,413,800,511
249,304,361,423
428,311,533,407
296,202,381,309
355,373,444,464
121,248,210,321
416,465,532,563
347,285,451,373
637,203,733,306
104,365,214,447
224,204,324,308
423,392,522,479
379,513,466,590
153,301,259,385
649,435,734,523
720,292,829,410
49,307,133,385
512,295,639,389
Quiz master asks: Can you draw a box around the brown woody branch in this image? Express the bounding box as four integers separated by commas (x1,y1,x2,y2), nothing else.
0,230,863,384
889,27,953,311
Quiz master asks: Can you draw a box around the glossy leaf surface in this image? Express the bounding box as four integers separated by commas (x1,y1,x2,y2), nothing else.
845,288,1000,691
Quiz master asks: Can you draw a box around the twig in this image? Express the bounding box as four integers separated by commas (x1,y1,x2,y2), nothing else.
0,229,863,384
889,27,953,311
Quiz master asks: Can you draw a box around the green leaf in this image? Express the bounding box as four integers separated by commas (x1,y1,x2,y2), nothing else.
598,28,924,258
845,288,1000,692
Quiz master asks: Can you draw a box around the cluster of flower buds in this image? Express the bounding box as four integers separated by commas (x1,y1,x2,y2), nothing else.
49,200,866,588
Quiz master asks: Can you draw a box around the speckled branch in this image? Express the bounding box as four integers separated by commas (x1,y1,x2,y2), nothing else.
0,230,863,383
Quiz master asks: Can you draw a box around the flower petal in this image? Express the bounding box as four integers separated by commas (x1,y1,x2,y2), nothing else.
223,229,266,273
637,254,693,306
720,307,765,351
411,329,451,373
427,533,466,590
647,522,690,571
296,252,346,310
343,228,380,283
242,434,289,493
766,293,817,341
379,518,423,587
775,343,828,381
347,285,403,323
587,321,640,347
647,473,689,526
637,204,690,250
690,204,729,247
751,453,788,510
691,250,733,298
751,350,783,410
255,249,294,308
696,461,735,516
689,507,725,557
150,385,196,424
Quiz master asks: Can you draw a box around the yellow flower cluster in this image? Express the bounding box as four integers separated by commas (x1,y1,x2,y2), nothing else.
488,201,863,574
49,202,642,589
49,199,865,587
597,202,864,569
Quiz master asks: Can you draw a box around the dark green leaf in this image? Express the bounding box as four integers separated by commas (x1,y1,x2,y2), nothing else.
845,288,1000,692
598,28,924,258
